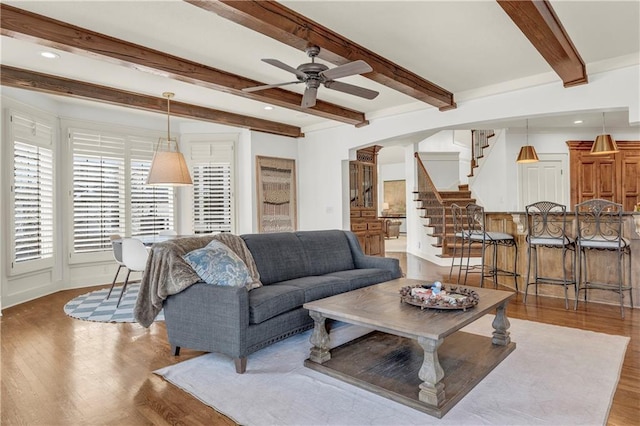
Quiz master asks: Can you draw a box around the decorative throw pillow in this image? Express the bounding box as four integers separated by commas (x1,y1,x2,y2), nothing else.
183,240,252,288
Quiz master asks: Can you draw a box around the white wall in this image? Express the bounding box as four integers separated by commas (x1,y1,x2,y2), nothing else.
418,152,460,191
469,129,509,209
298,136,352,231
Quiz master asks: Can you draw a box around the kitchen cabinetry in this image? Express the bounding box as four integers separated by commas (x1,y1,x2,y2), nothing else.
349,146,385,256
568,141,640,211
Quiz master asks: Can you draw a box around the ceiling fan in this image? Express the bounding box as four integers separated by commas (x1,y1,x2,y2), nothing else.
242,46,379,108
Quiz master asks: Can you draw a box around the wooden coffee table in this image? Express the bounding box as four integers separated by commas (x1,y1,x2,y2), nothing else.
303,278,516,418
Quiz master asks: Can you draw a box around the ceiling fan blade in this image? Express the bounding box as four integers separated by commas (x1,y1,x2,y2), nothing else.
262,58,308,80
319,60,373,80
324,80,379,100
242,81,301,92
301,87,318,108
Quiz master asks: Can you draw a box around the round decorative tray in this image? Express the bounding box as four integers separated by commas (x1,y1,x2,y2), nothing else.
399,284,479,311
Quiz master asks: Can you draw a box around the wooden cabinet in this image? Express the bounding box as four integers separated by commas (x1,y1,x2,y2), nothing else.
350,146,385,256
568,141,640,211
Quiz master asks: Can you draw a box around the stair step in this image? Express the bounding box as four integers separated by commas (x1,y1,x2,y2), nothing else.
439,191,472,198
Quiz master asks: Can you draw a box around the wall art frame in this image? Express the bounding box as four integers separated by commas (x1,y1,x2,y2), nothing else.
256,155,297,232
383,179,406,216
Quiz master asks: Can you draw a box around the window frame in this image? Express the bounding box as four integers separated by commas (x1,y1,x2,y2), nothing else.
63,120,176,264
187,138,236,235
7,108,56,276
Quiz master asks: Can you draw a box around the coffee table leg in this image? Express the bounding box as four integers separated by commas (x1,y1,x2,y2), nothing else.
417,336,445,407
308,311,331,363
492,301,511,345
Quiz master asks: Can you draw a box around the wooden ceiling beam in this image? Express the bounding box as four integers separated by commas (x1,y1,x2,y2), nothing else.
0,4,365,126
185,0,456,111
1,66,303,138
497,0,587,87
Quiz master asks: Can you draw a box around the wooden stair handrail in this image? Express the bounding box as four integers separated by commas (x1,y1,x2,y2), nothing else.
414,152,444,205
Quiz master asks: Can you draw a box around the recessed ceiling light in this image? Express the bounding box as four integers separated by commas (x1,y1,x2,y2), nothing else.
40,51,60,59
264,106,274,111
573,120,583,124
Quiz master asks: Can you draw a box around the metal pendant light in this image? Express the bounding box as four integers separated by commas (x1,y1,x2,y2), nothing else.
590,112,619,155
516,119,539,163
146,92,193,186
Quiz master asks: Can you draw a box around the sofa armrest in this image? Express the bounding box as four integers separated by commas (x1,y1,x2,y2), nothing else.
344,231,402,279
163,283,250,357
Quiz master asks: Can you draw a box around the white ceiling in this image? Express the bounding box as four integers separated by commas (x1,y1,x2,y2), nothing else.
1,0,639,134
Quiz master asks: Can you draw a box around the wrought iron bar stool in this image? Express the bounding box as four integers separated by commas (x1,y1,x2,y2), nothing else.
523,201,576,309
574,199,633,318
463,203,518,290
448,203,468,283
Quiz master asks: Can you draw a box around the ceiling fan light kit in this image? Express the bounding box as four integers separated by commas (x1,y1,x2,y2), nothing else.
243,46,379,108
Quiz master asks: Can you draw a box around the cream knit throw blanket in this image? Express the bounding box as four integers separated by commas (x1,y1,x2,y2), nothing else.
134,234,261,327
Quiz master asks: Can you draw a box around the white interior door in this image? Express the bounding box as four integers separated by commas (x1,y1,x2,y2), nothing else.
519,154,568,209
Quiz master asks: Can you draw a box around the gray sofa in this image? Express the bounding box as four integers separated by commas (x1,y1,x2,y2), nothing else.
163,229,402,373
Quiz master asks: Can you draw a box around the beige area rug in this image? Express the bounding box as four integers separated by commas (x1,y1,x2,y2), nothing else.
154,316,629,425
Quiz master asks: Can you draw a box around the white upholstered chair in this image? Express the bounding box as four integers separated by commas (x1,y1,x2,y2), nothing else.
158,229,177,236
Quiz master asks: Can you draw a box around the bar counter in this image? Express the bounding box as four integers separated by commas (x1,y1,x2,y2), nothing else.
484,211,639,310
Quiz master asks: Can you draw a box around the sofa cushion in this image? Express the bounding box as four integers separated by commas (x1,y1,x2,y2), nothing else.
326,268,393,291
182,241,253,288
241,233,309,285
248,284,305,324
295,230,355,275
278,275,351,303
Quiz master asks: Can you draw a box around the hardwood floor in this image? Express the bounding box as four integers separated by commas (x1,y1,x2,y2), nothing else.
1,252,637,425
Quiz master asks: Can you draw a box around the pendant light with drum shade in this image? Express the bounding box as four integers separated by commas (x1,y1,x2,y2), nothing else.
590,112,619,155
516,119,539,163
146,92,192,186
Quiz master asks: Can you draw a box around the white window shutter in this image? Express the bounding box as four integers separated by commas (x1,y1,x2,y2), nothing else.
190,142,234,234
10,112,54,268
70,129,126,253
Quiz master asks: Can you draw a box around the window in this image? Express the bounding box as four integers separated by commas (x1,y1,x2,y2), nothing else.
69,127,174,260
70,130,126,254
190,142,234,234
9,111,55,273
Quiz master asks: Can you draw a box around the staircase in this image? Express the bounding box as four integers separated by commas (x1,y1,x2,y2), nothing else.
468,129,495,177
414,154,481,259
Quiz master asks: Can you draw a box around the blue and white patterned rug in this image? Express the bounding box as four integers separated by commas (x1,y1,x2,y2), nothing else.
63,283,164,323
